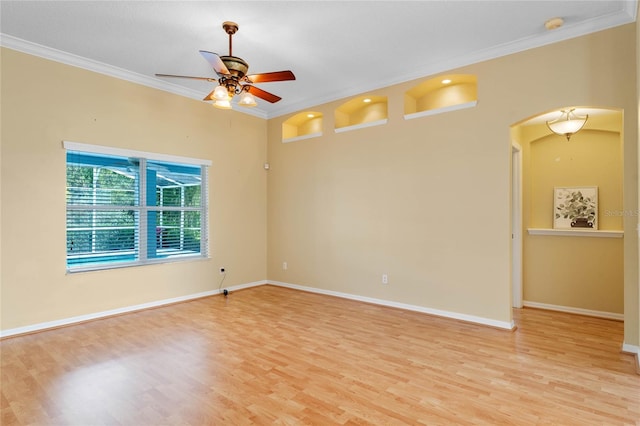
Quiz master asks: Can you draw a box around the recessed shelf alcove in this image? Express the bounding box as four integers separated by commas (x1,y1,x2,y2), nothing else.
404,74,477,120
334,96,388,133
282,111,323,143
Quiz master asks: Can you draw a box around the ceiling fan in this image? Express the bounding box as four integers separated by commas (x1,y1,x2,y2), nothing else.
155,21,296,109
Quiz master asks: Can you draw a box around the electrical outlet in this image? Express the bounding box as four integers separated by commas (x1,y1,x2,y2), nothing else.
282,262,288,270
382,274,388,284
219,267,226,274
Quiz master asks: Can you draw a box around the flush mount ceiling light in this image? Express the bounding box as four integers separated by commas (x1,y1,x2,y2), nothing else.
156,21,296,110
546,108,588,141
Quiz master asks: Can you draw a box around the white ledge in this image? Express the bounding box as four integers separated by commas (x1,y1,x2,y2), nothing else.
334,118,388,134
404,100,478,120
527,228,623,238
282,132,323,144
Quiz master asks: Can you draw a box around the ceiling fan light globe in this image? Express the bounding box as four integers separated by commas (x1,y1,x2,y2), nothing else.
238,92,257,107
213,85,230,101
213,99,232,109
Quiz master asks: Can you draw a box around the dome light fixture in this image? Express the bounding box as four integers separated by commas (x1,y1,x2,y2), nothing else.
546,108,588,141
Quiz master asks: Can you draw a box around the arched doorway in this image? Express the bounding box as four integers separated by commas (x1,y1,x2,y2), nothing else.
510,107,624,319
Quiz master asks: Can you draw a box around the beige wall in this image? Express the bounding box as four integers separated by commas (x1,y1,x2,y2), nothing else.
0,48,268,331
266,24,638,332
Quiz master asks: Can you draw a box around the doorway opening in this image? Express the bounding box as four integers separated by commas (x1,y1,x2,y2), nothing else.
510,107,624,320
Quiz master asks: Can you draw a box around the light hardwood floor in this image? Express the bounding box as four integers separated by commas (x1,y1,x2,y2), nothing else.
1,285,639,425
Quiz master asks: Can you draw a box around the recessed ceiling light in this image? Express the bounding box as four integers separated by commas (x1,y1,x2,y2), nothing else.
545,17,564,30
307,113,314,118
441,79,452,84
363,98,372,103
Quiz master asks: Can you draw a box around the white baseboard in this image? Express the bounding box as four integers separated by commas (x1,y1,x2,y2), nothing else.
0,280,267,338
6,282,630,339
225,280,268,293
622,343,639,354
622,344,640,373
268,281,515,330
522,300,624,321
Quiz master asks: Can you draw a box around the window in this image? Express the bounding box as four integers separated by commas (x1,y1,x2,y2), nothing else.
64,142,210,272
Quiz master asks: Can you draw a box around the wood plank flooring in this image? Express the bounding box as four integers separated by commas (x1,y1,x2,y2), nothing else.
1,285,639,425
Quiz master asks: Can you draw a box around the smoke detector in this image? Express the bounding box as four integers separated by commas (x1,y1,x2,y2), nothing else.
545,17,564,30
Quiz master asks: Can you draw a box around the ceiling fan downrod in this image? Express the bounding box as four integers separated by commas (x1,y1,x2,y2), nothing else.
222,21,239,56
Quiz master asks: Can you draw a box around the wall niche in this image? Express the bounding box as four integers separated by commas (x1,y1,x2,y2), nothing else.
404,74,477,120
334,95,388,133
282,111,323,143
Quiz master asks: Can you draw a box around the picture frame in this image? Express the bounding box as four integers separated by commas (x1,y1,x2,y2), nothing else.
553,186,598,230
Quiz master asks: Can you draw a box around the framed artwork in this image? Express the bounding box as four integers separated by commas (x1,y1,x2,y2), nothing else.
553,186,598,230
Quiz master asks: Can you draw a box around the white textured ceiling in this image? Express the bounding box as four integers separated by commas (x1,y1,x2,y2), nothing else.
0,1,637,118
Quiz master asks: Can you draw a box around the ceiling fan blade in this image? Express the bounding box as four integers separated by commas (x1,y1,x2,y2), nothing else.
199,50,230,75
203,89,217,101
156,73,217,82
247,85,282,103
246,70,296,83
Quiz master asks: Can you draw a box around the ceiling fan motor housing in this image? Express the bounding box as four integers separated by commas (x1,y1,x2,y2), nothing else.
221,56,249,78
